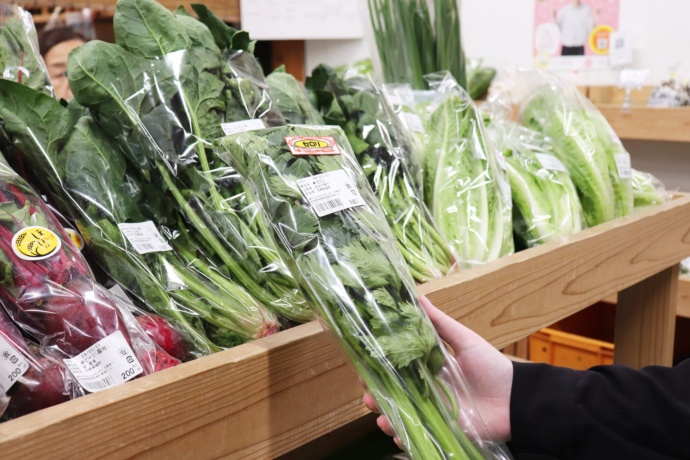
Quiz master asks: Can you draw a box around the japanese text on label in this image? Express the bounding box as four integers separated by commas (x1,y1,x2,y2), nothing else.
296,170,365,217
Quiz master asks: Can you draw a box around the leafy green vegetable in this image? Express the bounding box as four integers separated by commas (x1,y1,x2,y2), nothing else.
466,59,496,100
368,0,466,90
217,124,500,459
307,65,456,282
631,168,667,209
0,5,51,94
423,73,513,267
267,66,324,125
487,119,583,248
519,78,633,226
0,78,280,355
68,0,310,322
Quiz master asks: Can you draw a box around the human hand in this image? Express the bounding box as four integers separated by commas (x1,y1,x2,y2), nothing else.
362,296,514,447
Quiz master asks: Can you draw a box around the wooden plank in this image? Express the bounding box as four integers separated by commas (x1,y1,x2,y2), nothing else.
615,265,679,368
1,195,689,459
597,105,690,143
680,277,690,319
271,41,306,81
588,85,654,106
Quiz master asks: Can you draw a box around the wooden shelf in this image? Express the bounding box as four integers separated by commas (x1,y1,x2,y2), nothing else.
1,194,690,459
596,105,690,143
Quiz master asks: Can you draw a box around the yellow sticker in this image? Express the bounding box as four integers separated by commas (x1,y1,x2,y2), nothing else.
285,136,342,156
11,226,62,261
589,25,614,55
65,228,85,251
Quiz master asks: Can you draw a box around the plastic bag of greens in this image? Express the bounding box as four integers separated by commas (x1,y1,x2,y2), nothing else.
67,0,311,323
487,119,583,248
267,65,324,125
0,307,83,420
422,72,513,268
515,71,633,227
307,65,456,282
0,4,52,95
216,124,511,460
0,152,179,394
0,79,280,357
631,169,669,209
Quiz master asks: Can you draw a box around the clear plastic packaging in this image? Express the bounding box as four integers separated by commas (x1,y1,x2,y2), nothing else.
0,152,179,393
631,169,669,209
307,65,457,282
422,72,514,268
0,77,281,355
515,71,633,227
0,307,83,420
267,66,325,125
0,4,52,95
487,119,584,248
217,124,511,460
0,392,6,418
67,0,310,323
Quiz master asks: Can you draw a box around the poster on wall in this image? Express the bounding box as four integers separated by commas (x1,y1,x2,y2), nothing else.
533,0,621,70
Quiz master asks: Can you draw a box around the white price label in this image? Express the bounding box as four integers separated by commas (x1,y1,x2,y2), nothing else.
117,221,172,255
0,335,29,393
296,170,365,217
536,153,569,174
614,153,632,179
221,119,266,136
64,331,143,393
402,112,424,133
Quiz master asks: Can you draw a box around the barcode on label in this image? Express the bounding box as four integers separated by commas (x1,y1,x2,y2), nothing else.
313,199,344,214
296,170,366,217
614,153,632,179
83,375,117,391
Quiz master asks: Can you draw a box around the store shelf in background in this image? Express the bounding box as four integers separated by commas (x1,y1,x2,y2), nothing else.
530,328,614,370
586,85,690,143
602,276,690,319
0,194,689,459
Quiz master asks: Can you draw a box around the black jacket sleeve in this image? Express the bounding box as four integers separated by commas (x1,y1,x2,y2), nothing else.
508,359,690,460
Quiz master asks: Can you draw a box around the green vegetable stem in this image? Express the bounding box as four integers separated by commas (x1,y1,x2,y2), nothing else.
217,125,507,459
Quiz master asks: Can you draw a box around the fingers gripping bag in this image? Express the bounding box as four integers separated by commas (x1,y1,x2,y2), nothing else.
0,152,179,394
67,0,310,324
0,4,52,95
486,119,584,248
0,307,83,420
515,71,633,226
307,64,456,283
216,125,511,460
422,72,514,268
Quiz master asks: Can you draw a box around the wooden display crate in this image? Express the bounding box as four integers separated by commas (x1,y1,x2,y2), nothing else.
530,328,614,370
1,194,690,459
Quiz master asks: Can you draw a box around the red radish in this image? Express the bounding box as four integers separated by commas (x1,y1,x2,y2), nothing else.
136,313,187,361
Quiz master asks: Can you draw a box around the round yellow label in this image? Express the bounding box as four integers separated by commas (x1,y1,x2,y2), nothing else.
65,228,85,251
11,226,62,261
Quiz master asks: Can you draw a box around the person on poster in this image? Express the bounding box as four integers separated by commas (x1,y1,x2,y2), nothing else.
554,0,596,56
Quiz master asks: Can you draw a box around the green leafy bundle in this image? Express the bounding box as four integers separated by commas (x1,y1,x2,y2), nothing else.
519,76,633,227
0,5,51,95
368,0,466,91
266,66,324,125
67,0,310,322
467,59,496,101
307,65,456,282
217,125,508,459
488,120,584,248
631,169,667,209
0,78,281,356
423,73,514,268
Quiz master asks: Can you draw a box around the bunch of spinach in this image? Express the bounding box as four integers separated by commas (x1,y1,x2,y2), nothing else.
266,66,325,125
0,78,281,356
307,65,456,282
217,125,504,459
67,0,310,322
